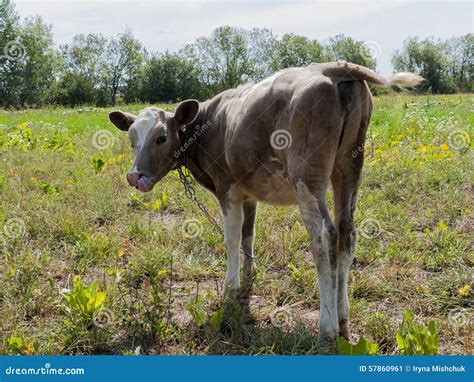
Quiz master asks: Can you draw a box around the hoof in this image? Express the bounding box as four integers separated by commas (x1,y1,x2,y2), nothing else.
317,334,337,344
338,319,350,340
223,275,240,298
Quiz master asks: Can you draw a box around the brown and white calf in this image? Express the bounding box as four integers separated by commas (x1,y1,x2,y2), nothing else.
109,61,422,342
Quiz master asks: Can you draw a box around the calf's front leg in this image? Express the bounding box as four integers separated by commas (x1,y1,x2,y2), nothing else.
220,196,244,294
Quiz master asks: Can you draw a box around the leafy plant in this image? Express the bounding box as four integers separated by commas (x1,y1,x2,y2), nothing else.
31,177,59,194
5,123,36,150
7,337,34,355
187,296,207,326
337,310,439,355
457,284,471,298
62,275,106,325
396,310,438,355
209,307,225,332
91,156,106,173
337,336,379,355
288,262,305,293
42,128,74,152
144,193,169,212
187,296,225,332
288,262,303,280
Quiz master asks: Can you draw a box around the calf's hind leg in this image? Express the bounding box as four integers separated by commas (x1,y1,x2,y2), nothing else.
331,92,371,339
332,169,359,340
296,181,339,342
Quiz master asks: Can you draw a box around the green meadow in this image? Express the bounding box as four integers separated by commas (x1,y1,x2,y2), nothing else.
0,94,472,355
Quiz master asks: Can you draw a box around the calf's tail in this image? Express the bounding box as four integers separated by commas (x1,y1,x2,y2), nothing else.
322,61,423,88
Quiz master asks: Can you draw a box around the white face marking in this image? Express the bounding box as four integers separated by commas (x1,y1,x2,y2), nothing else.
129,108,160,150
128,108,166,174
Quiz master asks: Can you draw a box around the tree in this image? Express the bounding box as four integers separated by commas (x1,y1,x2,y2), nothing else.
245,27,275,81
271,33,326,71
17,16,58,107
326,35,376,70
444,34,473,92
392,37,456,94
0,0,21,107
140,52,205,103
0,0,18,46
63,34,107,85
104,29,144,105
54,33,108,106
0,5,57,107
186,26,274,93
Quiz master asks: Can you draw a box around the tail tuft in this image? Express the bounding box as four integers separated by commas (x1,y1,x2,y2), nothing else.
322,62,424,89
385,72,424,88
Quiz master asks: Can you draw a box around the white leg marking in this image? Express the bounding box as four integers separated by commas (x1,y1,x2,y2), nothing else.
223,201,243,292
296,181,339,341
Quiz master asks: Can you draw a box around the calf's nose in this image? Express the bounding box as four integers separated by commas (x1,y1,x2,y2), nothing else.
127,172,141,187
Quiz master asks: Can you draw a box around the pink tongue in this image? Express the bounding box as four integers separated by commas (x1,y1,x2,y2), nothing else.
137,176,153,192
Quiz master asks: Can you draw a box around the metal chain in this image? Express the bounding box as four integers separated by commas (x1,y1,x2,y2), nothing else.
176,166,224,235
176,164,286,274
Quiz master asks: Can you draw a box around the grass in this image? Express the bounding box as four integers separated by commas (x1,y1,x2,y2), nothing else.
0,94,472,355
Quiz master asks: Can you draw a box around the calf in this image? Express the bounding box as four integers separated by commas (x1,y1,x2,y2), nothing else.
109,61,422,342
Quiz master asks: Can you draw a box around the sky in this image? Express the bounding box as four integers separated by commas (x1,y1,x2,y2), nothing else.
14,0,474,75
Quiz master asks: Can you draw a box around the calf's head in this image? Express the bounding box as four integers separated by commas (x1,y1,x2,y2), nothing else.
108,100,199,192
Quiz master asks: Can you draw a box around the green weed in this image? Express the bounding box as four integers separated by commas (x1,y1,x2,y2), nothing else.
396,310,439,355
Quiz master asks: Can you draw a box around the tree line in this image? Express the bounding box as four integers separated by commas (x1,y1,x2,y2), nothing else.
0,0,472,108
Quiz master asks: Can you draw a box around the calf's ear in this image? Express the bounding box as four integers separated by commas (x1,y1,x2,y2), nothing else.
174,100,200,128
109,111,136,132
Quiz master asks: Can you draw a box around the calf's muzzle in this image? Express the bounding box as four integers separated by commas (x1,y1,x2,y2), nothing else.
127,172,154,192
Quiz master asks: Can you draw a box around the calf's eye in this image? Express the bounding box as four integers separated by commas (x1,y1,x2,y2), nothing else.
156,136,167,144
